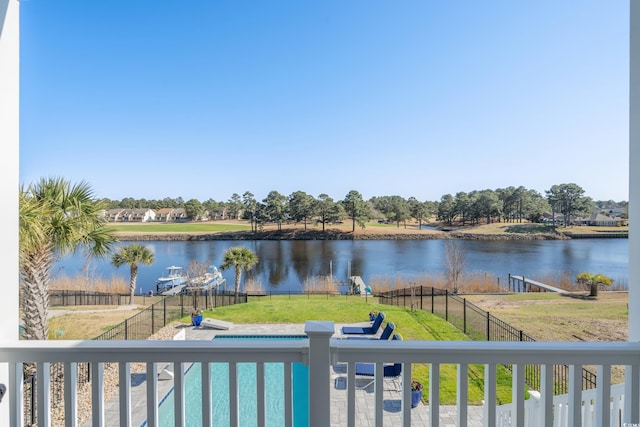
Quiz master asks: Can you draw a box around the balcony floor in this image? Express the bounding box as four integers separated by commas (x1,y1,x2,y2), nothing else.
81,322,484,427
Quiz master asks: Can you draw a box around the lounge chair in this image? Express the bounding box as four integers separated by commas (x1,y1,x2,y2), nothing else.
354,362,402,390
346,322,395,340
341,312,385,335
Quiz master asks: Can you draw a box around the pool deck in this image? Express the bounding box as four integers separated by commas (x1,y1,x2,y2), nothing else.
87,322,484,426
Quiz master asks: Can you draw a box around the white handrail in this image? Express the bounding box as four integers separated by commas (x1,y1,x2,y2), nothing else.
0,329,639,427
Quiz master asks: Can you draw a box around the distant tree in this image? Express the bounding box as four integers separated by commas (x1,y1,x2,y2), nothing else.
162,197,179,208
263,190,288,230
454,192,471,225
120,197,136,209
522,189,549,223
184,198,204,220
289,191,316,230
19,178,117,340
220,246,259,303
242,191,259,232
438,194,456,225
342,190,372,232
546,183,593,227
443,240,467,293
408,197,433,229
576,272,614,297
371,195,410,227
474,189,502,224
497,186,522,223
111,244,155,303
228,193,243,220
315,194,343,231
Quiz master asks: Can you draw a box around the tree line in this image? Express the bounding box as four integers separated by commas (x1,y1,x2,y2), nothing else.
101,183,627,229
20,177,624,344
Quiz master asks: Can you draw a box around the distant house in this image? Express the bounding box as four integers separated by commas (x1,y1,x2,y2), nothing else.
578,212,626,227
169,208,187,222
155,208,173,222
105,208,125,222
120,208,156,222
542,212,565,224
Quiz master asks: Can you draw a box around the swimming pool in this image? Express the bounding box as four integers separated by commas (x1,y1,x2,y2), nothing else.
151,335,309,427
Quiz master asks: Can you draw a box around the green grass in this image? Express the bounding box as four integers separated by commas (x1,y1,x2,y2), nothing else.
188,295,515,405
107,223,251,233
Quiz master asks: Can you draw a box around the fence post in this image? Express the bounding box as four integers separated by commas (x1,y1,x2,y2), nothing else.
445,289,448,321
463,298,467,334
305,321,334,427
486,312,490,341
125,319,128,341
163,298,167,326
431,287,434,313
151,303,155,334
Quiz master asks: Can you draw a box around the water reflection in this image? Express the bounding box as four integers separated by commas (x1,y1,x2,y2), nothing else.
56,239,629,293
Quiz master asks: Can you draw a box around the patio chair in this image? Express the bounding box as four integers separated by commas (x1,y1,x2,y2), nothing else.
341,312,385,335
346,322,395,340
353,362,402,390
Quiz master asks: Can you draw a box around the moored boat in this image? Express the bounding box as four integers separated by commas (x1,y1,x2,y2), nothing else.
185,265,226,291
155,266,188,295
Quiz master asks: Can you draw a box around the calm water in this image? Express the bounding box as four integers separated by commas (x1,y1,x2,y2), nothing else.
55,239,628,294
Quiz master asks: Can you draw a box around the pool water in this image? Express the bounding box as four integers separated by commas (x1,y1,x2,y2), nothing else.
153,336,309,427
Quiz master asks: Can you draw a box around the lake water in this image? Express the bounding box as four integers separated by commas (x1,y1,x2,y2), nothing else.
55,239,629,294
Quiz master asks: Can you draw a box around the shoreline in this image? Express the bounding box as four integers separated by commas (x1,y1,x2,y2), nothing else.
113,229,569,241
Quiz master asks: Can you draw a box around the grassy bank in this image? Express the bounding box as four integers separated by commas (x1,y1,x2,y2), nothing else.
106,219,628,239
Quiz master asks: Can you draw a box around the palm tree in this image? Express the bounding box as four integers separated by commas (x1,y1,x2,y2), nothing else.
576,272,614,297
220,246,259,303
112,244,155,303
19,177,117,340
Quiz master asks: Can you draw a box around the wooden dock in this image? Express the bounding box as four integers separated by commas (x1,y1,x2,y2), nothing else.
508,274,567,294
349,276,372,296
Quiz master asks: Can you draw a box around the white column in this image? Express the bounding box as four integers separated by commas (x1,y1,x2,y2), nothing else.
0,0,20,426
305,321,334,427
627,2,640,424
630,0,640,343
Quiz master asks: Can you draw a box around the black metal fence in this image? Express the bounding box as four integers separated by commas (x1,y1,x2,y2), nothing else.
378,286,597,394
23,289,247,425
48,290,129,307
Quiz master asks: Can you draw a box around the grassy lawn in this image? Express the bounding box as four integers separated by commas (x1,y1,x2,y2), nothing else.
188,296,515,405
107,222,251,233
463,292,628,342
48,307,145,340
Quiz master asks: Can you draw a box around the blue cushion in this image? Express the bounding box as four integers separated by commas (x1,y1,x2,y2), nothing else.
341,312,385,335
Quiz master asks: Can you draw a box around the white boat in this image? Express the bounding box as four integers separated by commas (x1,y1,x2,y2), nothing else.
155,266,188,295
185,265,226,292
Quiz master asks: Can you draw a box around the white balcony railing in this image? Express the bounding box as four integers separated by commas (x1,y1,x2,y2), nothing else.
1,321,639,427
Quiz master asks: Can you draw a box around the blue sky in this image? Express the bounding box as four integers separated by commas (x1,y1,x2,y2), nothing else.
19,1,630,203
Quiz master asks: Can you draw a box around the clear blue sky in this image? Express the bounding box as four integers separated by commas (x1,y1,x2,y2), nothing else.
19,1,630,203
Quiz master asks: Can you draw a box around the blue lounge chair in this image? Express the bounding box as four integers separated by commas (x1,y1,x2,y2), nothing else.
354,362,402,390
346,322,395,340
341,312,385,335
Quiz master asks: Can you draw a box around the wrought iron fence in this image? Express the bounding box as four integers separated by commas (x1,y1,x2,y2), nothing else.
23,289,247,425
378,285,597,394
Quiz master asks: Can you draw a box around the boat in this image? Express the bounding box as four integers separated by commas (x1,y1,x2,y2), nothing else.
155,266,188,295
185,265,226,292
